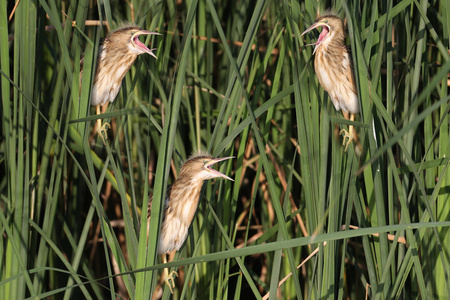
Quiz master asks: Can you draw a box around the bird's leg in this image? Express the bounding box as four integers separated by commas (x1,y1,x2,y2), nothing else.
339,112,355,152
96,104,110,141
162,254,178,294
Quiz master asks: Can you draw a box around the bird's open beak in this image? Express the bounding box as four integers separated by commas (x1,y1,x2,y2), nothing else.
132,30,161,59
206,157,234,181
301,21,330,54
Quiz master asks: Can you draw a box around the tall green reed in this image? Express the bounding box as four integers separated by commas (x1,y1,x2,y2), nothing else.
0,0,449,299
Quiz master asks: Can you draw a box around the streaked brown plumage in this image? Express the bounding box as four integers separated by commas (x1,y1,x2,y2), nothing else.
147,155,233,294
301,14,360,152
83,25,159,140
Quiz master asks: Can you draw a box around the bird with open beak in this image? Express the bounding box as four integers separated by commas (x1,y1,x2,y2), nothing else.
301,14,360,152
147,154,234,294
82,25,160,141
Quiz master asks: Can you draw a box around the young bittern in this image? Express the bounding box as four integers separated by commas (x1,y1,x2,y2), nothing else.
84,25,159,140
301,14,360,152
147,155,234,294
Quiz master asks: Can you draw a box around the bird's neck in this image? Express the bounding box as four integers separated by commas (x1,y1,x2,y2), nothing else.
319,31,345,53
169,177,206,225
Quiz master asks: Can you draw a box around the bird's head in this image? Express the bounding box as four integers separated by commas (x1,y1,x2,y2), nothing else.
179,155,234,182
107,26,160,59
301,15,346,53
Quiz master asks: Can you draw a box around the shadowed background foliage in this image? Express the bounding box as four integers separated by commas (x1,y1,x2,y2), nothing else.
1,0,449,299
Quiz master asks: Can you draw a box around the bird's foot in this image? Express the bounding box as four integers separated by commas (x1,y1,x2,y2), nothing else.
339,128,354,152
96,122,111,142
164,270,178,294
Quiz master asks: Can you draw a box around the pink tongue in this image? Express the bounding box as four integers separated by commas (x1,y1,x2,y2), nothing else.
134,36,150,52
317,26,329,43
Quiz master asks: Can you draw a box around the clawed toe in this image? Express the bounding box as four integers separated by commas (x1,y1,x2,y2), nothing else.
164,270,178,294
339,128,353,152
96,122,111,142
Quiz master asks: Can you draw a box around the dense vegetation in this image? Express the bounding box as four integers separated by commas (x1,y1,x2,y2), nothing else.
1,0,449,299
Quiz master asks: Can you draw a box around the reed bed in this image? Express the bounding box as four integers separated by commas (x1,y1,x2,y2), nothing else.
1,0,449,299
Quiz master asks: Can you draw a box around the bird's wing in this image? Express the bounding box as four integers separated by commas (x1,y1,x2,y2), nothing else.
147,185,173,221
342,46,358,93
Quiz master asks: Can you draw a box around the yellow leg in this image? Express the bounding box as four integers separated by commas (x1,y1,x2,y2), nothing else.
162,254,178,294
96,105,110,142
339,112,355,152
